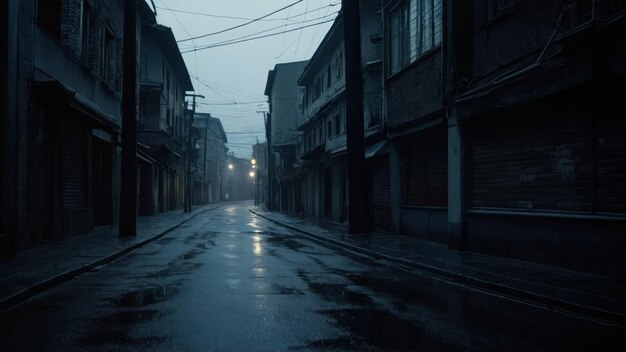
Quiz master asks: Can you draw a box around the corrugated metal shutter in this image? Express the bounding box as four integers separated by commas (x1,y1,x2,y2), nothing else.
405,127,448,207
63,125,87,209
470,112,594,212
596,113,626,214
332,164,341,221
371,156,391,231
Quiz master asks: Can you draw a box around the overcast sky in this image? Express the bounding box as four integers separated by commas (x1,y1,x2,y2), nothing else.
153,0,340,158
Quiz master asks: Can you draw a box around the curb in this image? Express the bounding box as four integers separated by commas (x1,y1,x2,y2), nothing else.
251,209,626,328
0,205,223,312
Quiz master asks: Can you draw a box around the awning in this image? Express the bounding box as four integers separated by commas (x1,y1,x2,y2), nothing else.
300,144,326,160
330,144,347,155
32,80,120,132
365,140,388,159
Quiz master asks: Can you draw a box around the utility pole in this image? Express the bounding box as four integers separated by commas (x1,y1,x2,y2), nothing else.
343,0,370,234
119,0,137,237
202,115,209,204
184,93,204,213
261,111,273,210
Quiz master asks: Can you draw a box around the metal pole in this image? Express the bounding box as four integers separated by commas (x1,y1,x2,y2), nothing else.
343,0,370,234
184,93,204,212
119,0,137,237
202,117,208,203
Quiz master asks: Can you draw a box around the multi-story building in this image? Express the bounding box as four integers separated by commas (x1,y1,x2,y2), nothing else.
192,113,228,205
445,0,626,277
296,2,382,225
0,0,154,251
297,13,348,222
137,22,192,215
264,60,308,212
383,0,447,240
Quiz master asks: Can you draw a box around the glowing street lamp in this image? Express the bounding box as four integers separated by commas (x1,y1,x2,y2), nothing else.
228,164,234,170
249,171,255,178
251,158,256,165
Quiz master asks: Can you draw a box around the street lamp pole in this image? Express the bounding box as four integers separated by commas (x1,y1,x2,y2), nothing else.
184,93,204,213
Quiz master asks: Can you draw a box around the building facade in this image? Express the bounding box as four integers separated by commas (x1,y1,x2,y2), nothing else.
383,0,447,240
192,113,228,205
264,0,626,278
0,0,156,251
445,0,626,277
264,61,308,213
137,22,192,216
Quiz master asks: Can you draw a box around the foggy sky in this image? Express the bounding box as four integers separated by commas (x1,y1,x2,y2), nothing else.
154,0,339,158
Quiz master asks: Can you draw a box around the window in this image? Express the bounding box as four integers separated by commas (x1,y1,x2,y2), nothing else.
102,28,115,86
327,65,332,88
37,0,62,40
327,120,332,140
335,112,341,137
335,51,343,79
318,125,323,144
389,0,442,75
80,1,91,60
489,0,517,19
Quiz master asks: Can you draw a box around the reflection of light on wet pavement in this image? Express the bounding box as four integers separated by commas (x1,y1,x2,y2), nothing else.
247,215,260,229
253,243,262,256
251,234,263,256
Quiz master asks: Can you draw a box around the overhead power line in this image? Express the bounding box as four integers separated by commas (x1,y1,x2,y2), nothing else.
158,2,339,22
180,12,339,52
197,100,267,106
177,0,304,43
181,18,336,54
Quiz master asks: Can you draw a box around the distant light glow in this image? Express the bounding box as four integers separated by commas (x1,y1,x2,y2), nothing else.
228,164,234,170
251,158,256,165
249,171,255,178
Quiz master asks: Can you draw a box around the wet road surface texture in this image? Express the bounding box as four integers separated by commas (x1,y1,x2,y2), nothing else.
1,203,624,351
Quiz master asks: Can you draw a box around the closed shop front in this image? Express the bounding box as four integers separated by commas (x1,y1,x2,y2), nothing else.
370,155,391,232
465,92,626,276
468,101,626,215
62,121,89,236
397,124,448,243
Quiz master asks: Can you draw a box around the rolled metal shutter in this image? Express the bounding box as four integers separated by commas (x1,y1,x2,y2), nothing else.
596,113,626,214
371,156,391,231
470,112,594,212
62,125,87,209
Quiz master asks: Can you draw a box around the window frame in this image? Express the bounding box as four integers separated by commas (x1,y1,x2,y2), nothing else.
387,0,443,76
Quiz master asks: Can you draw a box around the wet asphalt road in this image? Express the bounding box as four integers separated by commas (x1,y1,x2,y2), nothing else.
1,202,625,351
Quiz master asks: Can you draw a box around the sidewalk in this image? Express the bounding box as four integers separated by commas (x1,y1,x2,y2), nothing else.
0,203,223,311
251,208,626,327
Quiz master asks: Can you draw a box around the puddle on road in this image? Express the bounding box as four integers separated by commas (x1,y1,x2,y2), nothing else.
272,283,305,295
155,236,176,245
81,309,167,346
184,230,219,243
266,235,311,251
112,285,181,308
308,282,373,305
315,309,461,352
182,249,204,260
